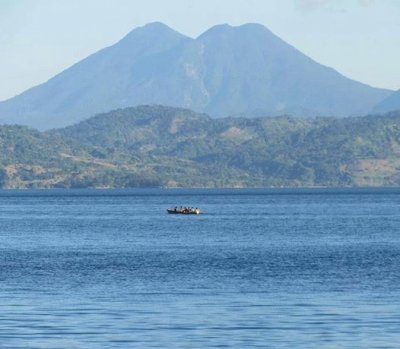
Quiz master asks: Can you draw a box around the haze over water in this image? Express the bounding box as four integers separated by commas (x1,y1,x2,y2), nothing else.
1,188,400,348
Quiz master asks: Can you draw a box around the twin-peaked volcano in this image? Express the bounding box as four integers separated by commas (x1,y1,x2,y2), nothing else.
0,22,392,129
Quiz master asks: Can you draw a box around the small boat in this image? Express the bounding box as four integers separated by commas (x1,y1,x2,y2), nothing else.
167,207,201,215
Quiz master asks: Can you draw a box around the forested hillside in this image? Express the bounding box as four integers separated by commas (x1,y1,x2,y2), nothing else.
0,105,399,188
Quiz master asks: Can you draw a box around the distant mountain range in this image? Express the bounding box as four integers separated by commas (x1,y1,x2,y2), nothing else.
372,89,400,114
0,22,395,130
1,105,400,188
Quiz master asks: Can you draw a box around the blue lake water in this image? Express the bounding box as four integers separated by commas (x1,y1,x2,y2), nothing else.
1,188,400,348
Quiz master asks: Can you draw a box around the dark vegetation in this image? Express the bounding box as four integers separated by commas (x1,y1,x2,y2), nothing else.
1,105,400,188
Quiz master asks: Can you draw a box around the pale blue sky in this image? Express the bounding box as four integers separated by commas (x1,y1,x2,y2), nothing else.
0,0,399,101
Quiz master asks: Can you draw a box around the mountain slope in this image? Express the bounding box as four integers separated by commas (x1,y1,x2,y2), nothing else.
372,89,400,114
1,105,400,188
183,23,391,117
55,105,400,188
0,23,392,129
0,22,191,129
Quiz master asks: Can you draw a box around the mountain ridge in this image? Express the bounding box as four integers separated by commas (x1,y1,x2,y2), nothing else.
0,22,393,129
372,89,400,114
1,105,399,188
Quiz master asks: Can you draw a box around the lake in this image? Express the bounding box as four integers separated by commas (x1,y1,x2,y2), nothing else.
1,188,400,348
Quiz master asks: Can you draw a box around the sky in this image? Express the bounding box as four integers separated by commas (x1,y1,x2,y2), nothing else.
0,0,399,101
